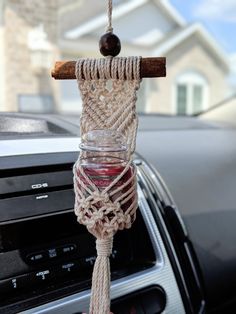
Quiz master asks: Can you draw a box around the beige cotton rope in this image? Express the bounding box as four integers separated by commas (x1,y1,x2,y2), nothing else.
106,0,113,32
73,56,141,314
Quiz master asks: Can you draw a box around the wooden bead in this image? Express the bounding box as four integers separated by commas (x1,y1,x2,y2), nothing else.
99,32,121,57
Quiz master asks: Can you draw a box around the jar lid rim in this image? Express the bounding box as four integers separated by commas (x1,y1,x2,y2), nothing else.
80,142,127,152
80,129,128,152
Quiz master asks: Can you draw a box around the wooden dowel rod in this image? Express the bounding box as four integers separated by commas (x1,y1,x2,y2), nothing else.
51,57,166,79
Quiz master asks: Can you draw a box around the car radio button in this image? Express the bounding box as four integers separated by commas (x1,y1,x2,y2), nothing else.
47,248,58,259
61,261,79,273
58,244,77,256
34,269,52,282
26,251,47,264
0,274,32,297
81,255,96,267
52,261,80,279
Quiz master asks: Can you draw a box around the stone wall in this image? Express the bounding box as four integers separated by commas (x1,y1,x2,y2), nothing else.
2,0,60,112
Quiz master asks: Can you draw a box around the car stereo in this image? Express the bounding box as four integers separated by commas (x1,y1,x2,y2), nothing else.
0,157,156,313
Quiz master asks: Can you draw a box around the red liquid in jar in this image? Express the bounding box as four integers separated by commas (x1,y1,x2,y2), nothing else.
76,162,134,212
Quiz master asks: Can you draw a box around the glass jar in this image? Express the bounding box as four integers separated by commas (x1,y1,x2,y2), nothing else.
77,129,135,213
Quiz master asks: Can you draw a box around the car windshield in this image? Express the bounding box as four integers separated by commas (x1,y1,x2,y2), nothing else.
0,0,235,116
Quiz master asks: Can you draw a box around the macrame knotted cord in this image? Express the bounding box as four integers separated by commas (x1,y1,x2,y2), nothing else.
73,56,141,314
106,0,113,32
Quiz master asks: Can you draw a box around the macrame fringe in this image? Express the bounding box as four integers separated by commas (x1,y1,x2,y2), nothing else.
90,238,113,314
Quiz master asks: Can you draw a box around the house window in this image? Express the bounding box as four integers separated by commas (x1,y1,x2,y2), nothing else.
193,85,203,113
177,84,187,114
136,79,147,113
18,95,54,113
175,71,208,115
60,80,82,114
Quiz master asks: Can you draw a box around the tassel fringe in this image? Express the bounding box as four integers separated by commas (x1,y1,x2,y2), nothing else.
89,238,113,314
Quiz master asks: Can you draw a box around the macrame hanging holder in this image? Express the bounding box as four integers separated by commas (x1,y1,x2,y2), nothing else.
51,1,166,313
74,57,141,314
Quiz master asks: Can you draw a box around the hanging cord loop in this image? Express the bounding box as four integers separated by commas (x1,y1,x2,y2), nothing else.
99,0,121,57
106,0,113,33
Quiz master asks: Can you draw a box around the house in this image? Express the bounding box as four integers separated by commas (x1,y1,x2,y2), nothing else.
59,0,230,115
200,94,236,126
0,0,230,115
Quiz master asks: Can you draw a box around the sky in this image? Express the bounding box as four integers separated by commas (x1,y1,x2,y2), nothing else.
170,0,236,57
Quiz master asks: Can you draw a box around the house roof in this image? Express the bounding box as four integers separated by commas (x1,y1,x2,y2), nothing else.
64,0,186,40
153,23,229,71
154,0,186,27
58,0,109,36
61,1,228,71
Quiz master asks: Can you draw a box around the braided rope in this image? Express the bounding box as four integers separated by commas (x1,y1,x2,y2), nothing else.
74,56,141,314
106,0,113,33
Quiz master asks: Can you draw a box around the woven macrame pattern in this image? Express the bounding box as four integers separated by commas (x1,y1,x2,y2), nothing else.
73,56,141,314
74,159,137,238
77,57,140,155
